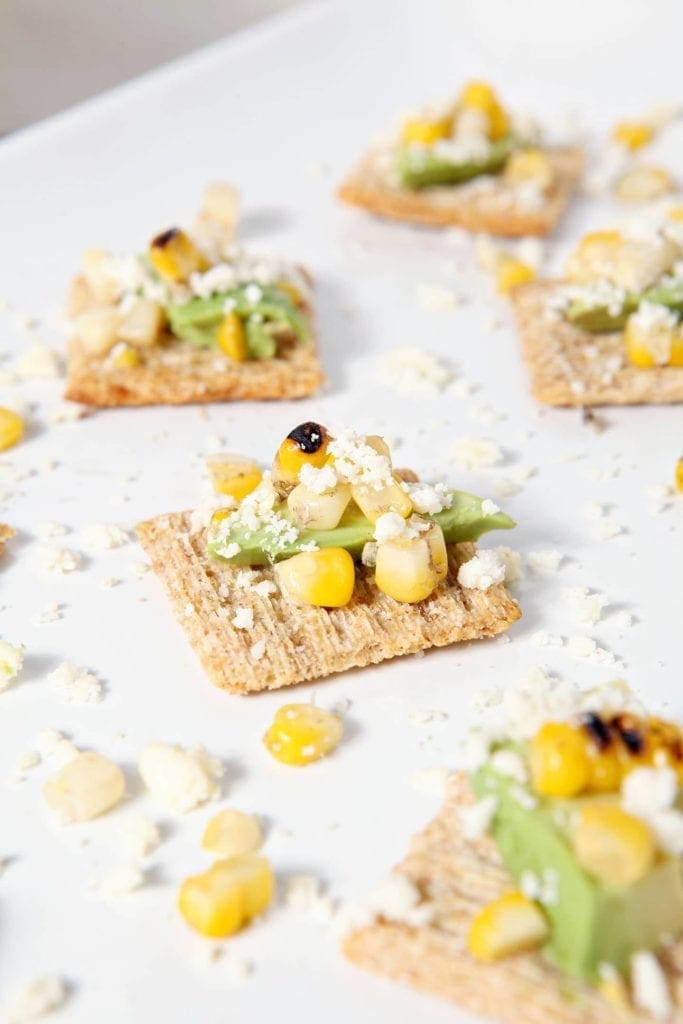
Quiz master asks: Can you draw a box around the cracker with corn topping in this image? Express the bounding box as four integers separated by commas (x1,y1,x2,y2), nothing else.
136,424,520,694
338,81,583,236
64,184,325,407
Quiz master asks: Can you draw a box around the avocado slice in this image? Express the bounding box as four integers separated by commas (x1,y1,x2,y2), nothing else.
396,137,513,190
565,279,683,333
208,489,515,566
165,284,309,350
473,761,683,981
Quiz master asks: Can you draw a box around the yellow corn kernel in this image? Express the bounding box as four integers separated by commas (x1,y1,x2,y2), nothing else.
401,115,453,146
615,165,675,202
74,307,120,355
110,343,141,370
352,477,413,523
0,408,24,452
148,227,208,283
178,854,274,938
263,703,343,766
287,482,352,530
273,422,329,487
567,230,623,283
209,507,233,532
276,547,355,608
670,331,683,367
43,751,125,823
202,808,262,858
496,257,536,295
504,148,553,190
216,311,247,362
374,524,446,604
459,80,509,140
572,803,656,887
199,181,240,231
275,279,305,307
117,298,164,348
206,453,262,500
612,121,655,151
468,891,548,962
676,458,683,493
529,722,591,798
625,313,676,369
586,746,623,794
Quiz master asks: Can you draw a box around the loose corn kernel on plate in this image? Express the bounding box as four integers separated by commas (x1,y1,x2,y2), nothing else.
0,2,682,1023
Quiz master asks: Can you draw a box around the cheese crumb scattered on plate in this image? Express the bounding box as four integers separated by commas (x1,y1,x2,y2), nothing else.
415,283,458,311
410,765,451,797
47,662,104,705
118,816,161,860
36,546,81,574
284,874,335,918
138,742,223,813
379,347,453,396
457,549,506,591
0,640,24,690
451,436,502,470
14,344,62,380
527,549,564,575
90,862,145,898
564,586,608,625
7,976,68,1023
82,523,129,550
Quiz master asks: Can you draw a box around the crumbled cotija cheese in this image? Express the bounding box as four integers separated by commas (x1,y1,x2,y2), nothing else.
415,283,458,311
373,511,410,543
36,546,81,574
458,794,498,839
232,606,254,630
379,347,453,396
0,640,24,690
82,523,129,550
367,874,435,926
526,549,564,575
457,549,506,591
118,816,161,860
299,463,338,494
631,951,672,1020
451,436,502,470
47,662,104,704
138,742,223,813
7,976,68,1023
14,344,62,380
285,875,335,918
564,586,608,625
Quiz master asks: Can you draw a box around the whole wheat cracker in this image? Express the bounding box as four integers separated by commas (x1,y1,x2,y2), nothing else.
64,276,325,407
343,772,683,1023
511,281,683,407
0,523,15,555
338,147,583,237
136,512,520,694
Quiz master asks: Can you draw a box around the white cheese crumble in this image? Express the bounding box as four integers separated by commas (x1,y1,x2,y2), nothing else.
410,766,451,797
458,795,498,839
0,640,24,690
366,874,435,926
250,639,266,661
373,511,411,543
327,429,393,489
47,662,104,705
14,344,62,380
457,549,506,591
138,742,223,813
480,498,500,515
490,749,528,784
415,283,458,311
82,523,129,550
622,766,683,854
566,635,622,668
451,436,502,470
36,521,68,539
36,546,81,574
7,976,68,1023
493,546,522,583
118,817,161,860
563,586,608,625
232,606,254,630
298,462,338,494
404,480,452,515
526,548,564,574
90,862,145,898
631,951,672,1021
379,347,453,396
284,875,335,918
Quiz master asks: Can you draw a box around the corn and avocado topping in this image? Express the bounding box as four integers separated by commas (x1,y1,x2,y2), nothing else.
207,423,515,607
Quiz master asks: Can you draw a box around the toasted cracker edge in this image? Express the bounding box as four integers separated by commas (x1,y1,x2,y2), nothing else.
511,281,683,407
136,512,521,694
338,146,583,237
0,523,15,555
343,772,683,1023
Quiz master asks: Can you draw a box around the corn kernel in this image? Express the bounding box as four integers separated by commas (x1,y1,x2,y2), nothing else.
374,524,446,604
110,343,141,370
572,803,656,887
207,454,262,500
615,165,675,202
459,80,509,140
586,746,623,793
273,422,329,487
117,298,164,348
670,332,683,367
216,311,247,361
401,115,453,146
202,808,262,858
352,477,413,523
263,703,343,766
529,722,591,798
287,482,352,530
178,854,274,938
74,307,120,355
199,181,240,232
43,751,125,823
504,149,553,191
612,121,655,151
468,891,548,962
277,547,355,608
625,313,676,368
275,279,305,306
567,230,623,284
148,228,208,283
0,408,24,452
598,965,631,1011
496,257,536,295
676,458,683,494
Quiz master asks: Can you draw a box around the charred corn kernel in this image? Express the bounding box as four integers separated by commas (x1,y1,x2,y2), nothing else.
586,747,623,794
273,422,329,486
287,481,352,530
352,477,413,523
496,257,536,295
0,408,24,452
199,181,240,230
401,115,453,145
148,227,207,283
598,965,631,1011
202,809,262,858
110,343,141,369
117,298,164,348
612,121,654,151
459,80,509,140
374,525,446,604
468,891,548,962
275,279,304,306
206,453,262,500
43,751,125,823
505,148,553,190
529,722,591,798
572,803,656,887
625,311,677,368
216,311,248,362
615,165,675,202
276,547,355,608
676,458,683,493
263,703,343,766
74,307,120,355
178,854,273,938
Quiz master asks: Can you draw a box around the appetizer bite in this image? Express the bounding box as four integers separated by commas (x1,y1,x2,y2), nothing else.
345,677,683,1022
136,423,520,693
64,184,324,406
339,81,582,236
512,211,683,405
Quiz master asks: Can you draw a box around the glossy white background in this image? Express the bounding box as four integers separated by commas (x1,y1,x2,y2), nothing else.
0,1,682,1020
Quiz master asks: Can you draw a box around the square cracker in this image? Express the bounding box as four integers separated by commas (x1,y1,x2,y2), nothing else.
511,281,683,407
64,277,325,408
343,772,683,1023
136,512,520,694
338,147,583,237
